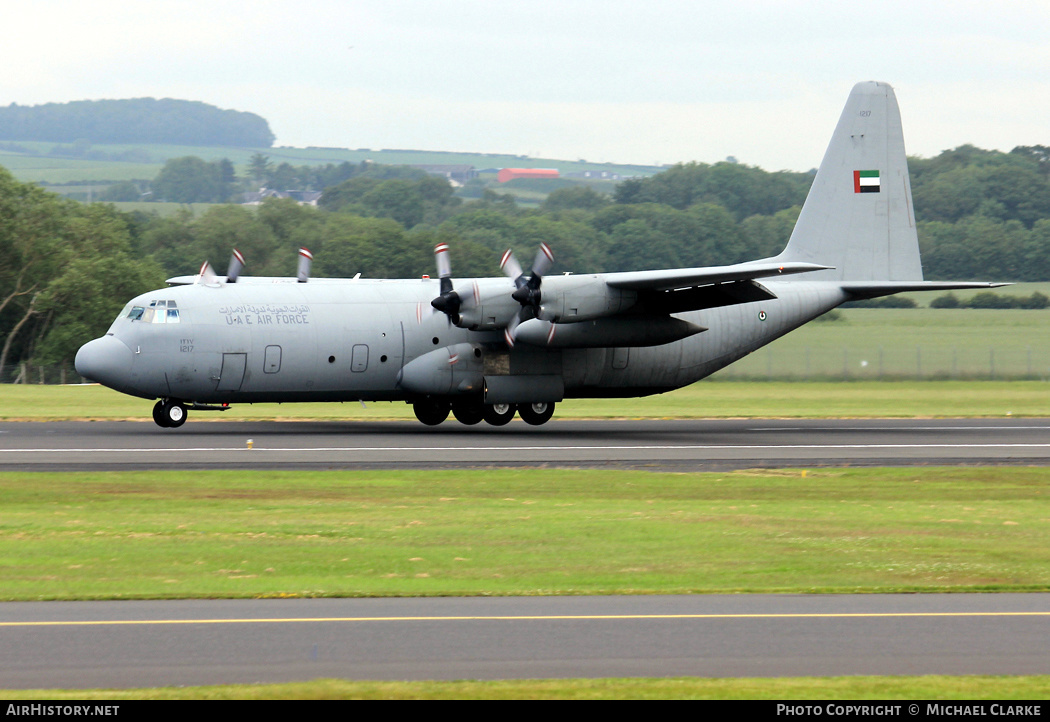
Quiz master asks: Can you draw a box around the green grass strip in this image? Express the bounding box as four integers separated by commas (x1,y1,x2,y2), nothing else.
3,468,1049,601
3,379,1049,420
3,675,1050,700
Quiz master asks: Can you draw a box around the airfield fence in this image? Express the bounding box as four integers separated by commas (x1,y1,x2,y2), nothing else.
711,344,1050,381
0,364,89,386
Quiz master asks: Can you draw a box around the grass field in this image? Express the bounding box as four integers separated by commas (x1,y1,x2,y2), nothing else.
5,675,1050,700
1,379,1047,421
0,143,659,184
3,467,1048,601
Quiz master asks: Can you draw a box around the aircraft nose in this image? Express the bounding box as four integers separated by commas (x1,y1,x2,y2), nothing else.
75,335,133,390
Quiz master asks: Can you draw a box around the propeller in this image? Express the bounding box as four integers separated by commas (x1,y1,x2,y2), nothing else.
500,242,554,346
226,248,245,283
429,243,479,324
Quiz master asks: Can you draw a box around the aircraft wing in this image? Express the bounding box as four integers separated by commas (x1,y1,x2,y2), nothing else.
604,261,832,314
604,261,832,291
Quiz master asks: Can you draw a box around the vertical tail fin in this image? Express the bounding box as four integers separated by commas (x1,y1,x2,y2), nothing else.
775,81,922,282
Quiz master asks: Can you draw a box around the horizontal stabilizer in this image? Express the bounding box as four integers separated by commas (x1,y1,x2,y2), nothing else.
842,281,1011,300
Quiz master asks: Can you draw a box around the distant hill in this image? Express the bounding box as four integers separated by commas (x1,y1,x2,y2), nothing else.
0,98,274,147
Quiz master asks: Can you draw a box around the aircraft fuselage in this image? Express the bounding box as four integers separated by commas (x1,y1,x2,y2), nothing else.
77,275,848,407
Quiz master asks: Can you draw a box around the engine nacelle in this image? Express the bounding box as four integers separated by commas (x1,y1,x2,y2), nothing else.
398,343,485,396
534,275,637,323
454,297,521,331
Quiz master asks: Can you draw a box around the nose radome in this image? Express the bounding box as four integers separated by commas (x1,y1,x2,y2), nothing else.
75,335,133,390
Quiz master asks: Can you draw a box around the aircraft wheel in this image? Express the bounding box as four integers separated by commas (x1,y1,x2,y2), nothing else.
452,402,485,426
518,401,555,426
413,399,450,426
483,403,517,426
152,400,171,428
163,400,188,428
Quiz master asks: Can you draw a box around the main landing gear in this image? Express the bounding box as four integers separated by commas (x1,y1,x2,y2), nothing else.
152,399,187,428
411,399,556,426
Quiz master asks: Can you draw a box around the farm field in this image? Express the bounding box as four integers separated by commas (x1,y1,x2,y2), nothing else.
0,142,658,185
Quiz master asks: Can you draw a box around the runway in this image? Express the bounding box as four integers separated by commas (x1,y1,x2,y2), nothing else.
1,418,1049,471
3,594,1050,689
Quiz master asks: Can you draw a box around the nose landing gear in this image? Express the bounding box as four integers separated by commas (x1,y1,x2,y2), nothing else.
152,399,187,428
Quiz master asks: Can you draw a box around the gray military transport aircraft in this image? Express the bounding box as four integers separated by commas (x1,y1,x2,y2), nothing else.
76,81,1002,428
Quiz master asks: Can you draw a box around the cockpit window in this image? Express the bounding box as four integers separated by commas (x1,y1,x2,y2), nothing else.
129,301,179,322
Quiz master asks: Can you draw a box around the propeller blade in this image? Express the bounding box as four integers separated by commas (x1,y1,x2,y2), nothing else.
431,243,479,324
297,248,313,283
503,312,522,348
500,249,524,284
531,242,554,281
197,261,218,286
434,243,452,295
227,249,245,284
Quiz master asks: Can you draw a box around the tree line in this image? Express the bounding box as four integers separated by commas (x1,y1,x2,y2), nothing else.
3,142,1050,376
0,166,162,380
0,99,274,147
100,154,430,204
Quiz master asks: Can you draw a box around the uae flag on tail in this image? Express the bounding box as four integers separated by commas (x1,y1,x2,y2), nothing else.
854,170,880,193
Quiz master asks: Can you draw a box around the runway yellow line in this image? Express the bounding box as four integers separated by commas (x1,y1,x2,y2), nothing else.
3,611,1049,627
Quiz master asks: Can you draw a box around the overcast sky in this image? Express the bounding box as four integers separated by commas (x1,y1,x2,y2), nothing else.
4,1,1048,171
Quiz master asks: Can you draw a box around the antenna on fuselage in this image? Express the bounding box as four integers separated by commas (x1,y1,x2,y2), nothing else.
297,248,313,283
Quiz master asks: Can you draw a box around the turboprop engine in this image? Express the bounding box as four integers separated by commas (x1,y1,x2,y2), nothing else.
398,343,485,396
